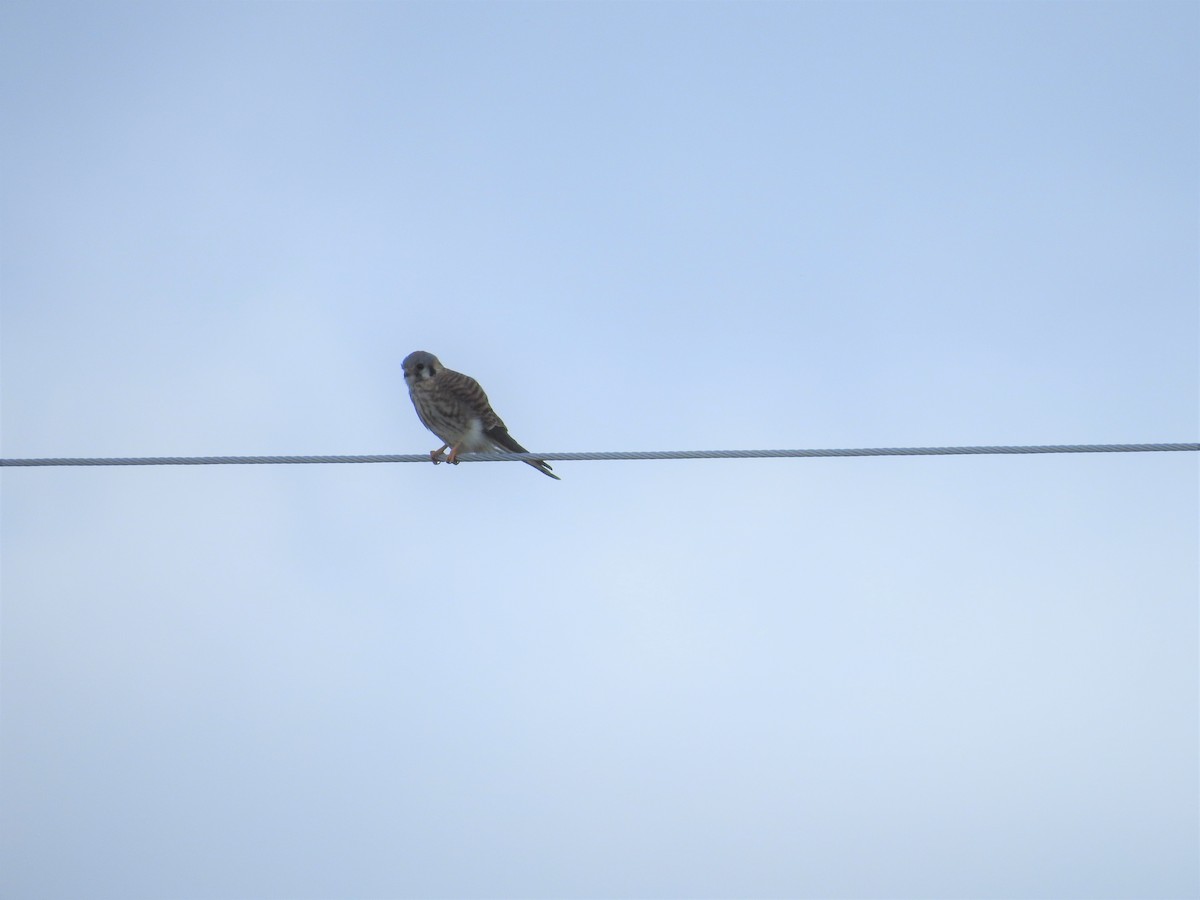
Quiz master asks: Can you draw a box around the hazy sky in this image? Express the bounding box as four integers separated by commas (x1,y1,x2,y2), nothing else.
2,2,1197,898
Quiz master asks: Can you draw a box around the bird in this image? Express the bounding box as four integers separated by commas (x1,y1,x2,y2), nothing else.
401,350,560,480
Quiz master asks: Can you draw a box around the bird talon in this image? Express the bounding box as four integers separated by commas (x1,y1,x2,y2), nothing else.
430,445,449,465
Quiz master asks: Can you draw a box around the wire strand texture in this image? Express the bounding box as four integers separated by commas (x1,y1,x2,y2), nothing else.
1,443,1197,467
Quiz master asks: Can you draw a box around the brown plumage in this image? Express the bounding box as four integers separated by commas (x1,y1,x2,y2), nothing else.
402,351,560,480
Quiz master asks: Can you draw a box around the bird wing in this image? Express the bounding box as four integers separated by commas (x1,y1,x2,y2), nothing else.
438,368,506,431
486,426,529,454
440,368,560,480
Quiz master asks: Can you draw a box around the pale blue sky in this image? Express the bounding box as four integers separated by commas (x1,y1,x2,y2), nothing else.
2,3,1197,899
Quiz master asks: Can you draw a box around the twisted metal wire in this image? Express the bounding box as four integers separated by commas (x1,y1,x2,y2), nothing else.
1,443,1196,467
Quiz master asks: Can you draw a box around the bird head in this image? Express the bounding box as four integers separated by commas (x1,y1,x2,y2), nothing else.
402,351,442,386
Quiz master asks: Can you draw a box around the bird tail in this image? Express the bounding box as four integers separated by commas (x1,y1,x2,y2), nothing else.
486,428,561,481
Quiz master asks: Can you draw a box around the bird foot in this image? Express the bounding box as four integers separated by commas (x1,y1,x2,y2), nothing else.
447,445,461,465
430,445,449,465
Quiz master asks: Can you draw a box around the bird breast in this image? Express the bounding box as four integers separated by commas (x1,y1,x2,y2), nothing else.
411,385,489,449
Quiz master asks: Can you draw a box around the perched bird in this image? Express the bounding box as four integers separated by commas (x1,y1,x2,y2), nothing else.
402,350,560,480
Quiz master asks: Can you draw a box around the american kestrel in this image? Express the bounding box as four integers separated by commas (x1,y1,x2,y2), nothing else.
402,350,560,480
